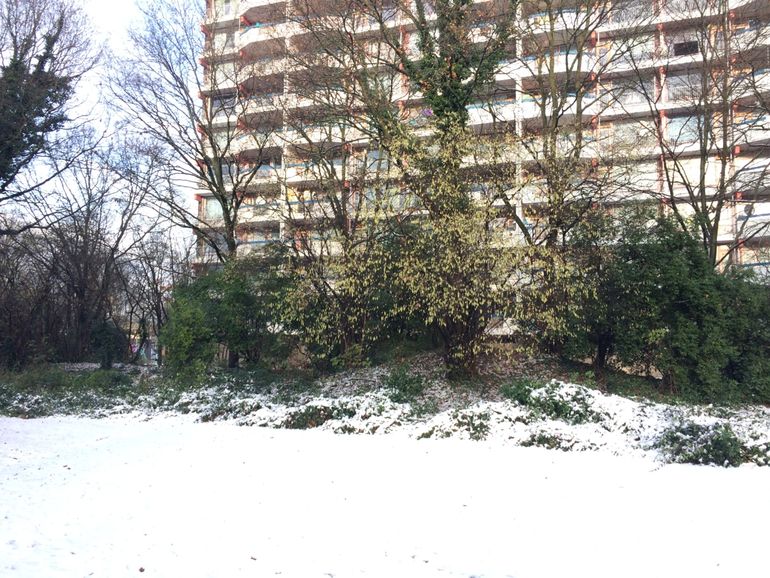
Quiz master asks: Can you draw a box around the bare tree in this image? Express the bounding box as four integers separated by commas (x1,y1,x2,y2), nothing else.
111,0,283,264
15,141,157,363
115,231,194,365
626,0,770,267
504,0,657,248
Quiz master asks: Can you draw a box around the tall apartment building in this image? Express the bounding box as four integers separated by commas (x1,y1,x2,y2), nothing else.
198,0,770,269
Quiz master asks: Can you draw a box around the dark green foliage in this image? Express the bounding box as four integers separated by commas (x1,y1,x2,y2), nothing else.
0,365,131,393
386,365,425,403
0,366,136,417
0,15,72,191
530,384,601,425
521,432,570,451
92,320,129,369
657,422,745,467
565,211,770,404
281,403,357,429
453,410,490,440
161,255,287,373
78,369,133,392
500,378,539,405
404,0,513,126
501,379,601,424
277,230,420,369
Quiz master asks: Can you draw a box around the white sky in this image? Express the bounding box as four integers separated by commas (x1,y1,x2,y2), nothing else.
81,0,142,50
76,0,198,228
72,0,143,126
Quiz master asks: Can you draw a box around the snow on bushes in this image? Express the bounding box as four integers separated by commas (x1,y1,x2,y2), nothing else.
2,366,769,467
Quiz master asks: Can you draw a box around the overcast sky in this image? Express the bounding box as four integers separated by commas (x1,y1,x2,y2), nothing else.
77,0,197,228
82,0,141,50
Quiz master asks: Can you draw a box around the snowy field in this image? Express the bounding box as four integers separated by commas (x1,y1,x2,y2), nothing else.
2,414,769,578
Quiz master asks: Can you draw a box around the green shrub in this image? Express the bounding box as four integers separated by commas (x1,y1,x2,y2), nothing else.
502,379,602,425
0,365,73,390
0,366,141,417
386,366,425,403
76,370,133,393
657,422,745,467
530,382,602,425
161,255,287,372
500,378,540,405
565,211,770,404
521,432,570,451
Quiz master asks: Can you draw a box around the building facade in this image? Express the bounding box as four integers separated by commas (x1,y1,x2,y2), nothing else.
198,0,770,269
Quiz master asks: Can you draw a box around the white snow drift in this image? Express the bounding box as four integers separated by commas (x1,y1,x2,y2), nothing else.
2,414,770,578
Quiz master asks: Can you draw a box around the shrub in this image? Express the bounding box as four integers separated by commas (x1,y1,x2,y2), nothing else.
0,365,73,390
77,370,133,393
565,211,770,404
500,378,541,405
529,382,602,425
386,366,425,403
161,255,287,372
453,410,490,441
0,366,140,417
282,403,356,429
657,422,745,467
502,379,602,425
521,432,572,451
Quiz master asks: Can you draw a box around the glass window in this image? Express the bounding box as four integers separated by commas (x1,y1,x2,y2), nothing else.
205,200,224,219
672,40,699,56
667,115,700,143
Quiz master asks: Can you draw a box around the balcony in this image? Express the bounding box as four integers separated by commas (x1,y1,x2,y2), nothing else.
240,93,283,120
231,130,285,155
735,112,770,146
285,159,348,183
283,123,364,145
467,98,517,126
526,9,584,33
240,54,287,78
239,0,286,16
239,20,291,49
518,50,595,78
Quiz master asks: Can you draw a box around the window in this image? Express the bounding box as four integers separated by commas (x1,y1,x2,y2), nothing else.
673,41,698,56
612,0,646,25
241,229,280,246
223,0,231,16
366,148,389,172
205,200,224,220
628,36,655,63
210,94,237,117
666,74,700,101
667,115,700,143
734,19,761,36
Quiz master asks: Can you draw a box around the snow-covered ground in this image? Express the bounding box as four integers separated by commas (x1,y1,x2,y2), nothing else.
2,414,770,578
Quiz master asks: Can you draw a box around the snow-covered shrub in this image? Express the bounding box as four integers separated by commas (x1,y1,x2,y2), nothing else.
657,422,744,467
500,380,603,425
528,381,604,425
453,410,490,441
743,443,770,466
521,432,573,451
282,402,356,429
535,383,600,424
